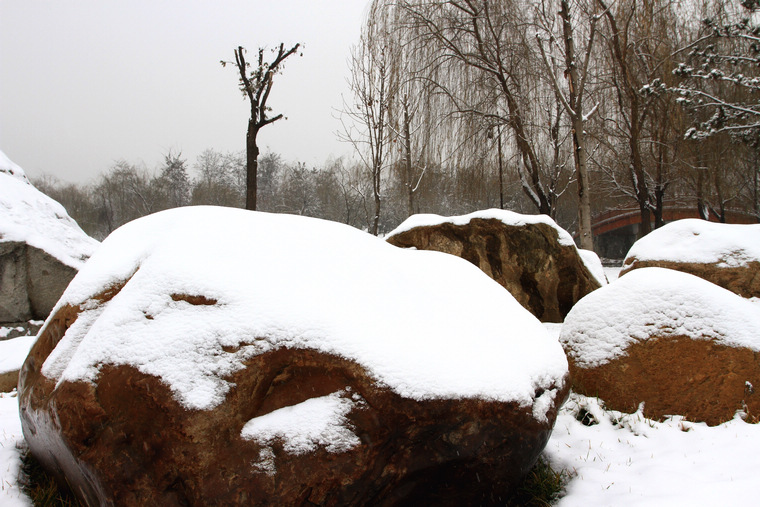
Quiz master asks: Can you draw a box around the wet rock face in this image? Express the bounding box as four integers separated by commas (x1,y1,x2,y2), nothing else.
569,335,760,426
19,292,569,506
0,241,78,323
387,218,600,322
620,259,760,299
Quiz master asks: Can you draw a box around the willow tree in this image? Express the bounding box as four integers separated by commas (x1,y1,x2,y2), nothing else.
222,43,300,210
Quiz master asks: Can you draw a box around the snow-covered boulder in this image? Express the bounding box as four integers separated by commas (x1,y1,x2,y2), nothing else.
19,206,569,506
386,210,602,322
0,150,99,323
620,219,760,298
561,267,760,425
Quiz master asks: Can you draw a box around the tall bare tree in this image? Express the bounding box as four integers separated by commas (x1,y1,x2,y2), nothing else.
222,43,300,210
536,0,599,249
339,3,396,235
596,0,683,236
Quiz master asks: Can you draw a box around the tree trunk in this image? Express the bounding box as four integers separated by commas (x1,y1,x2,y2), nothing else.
572,116,594,250
697,165,709,220
630,113,651,237
402,98,415,217
246,120,260,211
497,126,505,210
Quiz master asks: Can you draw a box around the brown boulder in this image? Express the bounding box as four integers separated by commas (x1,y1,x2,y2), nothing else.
19,207,570,506
561,267,760,425
620,219,760,298
386,211,601,322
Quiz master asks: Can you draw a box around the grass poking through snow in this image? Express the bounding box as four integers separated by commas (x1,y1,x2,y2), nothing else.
19,450,82,507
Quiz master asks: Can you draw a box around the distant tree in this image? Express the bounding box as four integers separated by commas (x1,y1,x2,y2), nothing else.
222,43,301,210
191,149,244,207
157,151,190,209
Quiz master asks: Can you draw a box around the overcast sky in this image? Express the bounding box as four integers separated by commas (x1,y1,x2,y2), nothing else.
0,1,369,183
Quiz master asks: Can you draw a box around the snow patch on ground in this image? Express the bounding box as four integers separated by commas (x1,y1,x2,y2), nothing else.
560,267,760,368
0,150,98,269
386,209,577,247
546,393,760,506
624,218,760,268
41,206,567,412
0,393,31,507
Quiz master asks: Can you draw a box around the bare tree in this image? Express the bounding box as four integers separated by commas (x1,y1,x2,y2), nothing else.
339,4,396,235
222,43,300,210
536,0,599,249
596,0,683,236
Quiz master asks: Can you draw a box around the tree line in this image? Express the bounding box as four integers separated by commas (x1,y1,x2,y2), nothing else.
36,148,522,241
37,0,760,246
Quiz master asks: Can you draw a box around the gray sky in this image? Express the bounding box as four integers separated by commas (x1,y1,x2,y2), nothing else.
0,1,369,183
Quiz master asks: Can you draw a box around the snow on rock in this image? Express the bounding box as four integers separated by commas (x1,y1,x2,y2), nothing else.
387,208,577,247
21,206,570,505
623,219,760,268
0,151,29,183
560,267,760,369
578,249,607,286
42,206,567,410
386,209,601,322
560,267,760,424
242,390,363,456
0,150,98,270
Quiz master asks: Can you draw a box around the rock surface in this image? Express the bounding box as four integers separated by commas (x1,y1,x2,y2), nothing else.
621,219,760,298
386,210,602,322
561,267,760,425
19,206,569,506
0,151,98,323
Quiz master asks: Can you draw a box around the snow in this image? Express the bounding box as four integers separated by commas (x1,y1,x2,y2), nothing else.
0,150,98,269
0,260,758,503
578,249,607,285
560,267,760,368
624,218,760,268
545,393,760,506
242,390,363,461
0,151,29,183
0,336,36,376
40,206,567,412
0,393,31,507
386,209,577,247
386,210,606,286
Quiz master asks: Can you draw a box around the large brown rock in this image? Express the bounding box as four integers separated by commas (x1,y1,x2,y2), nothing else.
19,207,570,506
386,211,601,322
621,219,760,298
561,267,760,425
